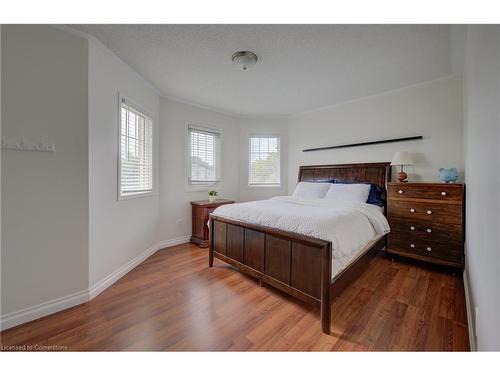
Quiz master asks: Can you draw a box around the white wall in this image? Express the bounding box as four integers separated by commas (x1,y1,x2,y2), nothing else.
1,25,89,316
462,25,500,351
238,118,288,201
451,25,467,75
88,40,160,288
287,76,464,192
158,98,240,242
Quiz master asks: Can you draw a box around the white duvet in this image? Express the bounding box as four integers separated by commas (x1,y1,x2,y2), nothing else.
212,196,390,278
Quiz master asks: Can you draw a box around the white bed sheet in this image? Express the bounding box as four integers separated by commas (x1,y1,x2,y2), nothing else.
212,196,390,279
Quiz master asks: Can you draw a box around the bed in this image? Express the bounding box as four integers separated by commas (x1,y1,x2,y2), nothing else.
208,162,391,334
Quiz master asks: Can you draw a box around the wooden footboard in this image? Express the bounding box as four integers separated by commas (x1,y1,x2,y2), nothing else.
209,214,387,334
208,161,391,334
209,214,333,333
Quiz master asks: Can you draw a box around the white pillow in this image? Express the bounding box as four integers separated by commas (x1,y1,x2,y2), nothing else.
292,182,331,199
324,183,371,203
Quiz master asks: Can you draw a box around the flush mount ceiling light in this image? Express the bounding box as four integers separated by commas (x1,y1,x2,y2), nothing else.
232,51,258,71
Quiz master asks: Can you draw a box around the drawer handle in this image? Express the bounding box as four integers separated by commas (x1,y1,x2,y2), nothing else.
398,189,404,194
426,228,432,233
410,243,415,248
410,208,415,213
426,210,432,215
441,191,447,196
410,226,415,231
426,247,432,252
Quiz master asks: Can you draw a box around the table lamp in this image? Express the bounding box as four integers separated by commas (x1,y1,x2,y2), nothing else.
391,151,413,182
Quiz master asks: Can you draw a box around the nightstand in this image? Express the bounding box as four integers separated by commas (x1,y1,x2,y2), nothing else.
386,182,465,268
190,199,235,247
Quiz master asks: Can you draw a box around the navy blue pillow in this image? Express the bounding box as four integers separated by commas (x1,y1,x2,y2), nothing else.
329,179,384,207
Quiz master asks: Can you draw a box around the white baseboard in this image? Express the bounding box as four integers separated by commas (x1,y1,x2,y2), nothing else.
0,289,88,331
463,267,476,351
156,235,191,250
88,242,159,299
1,235,191,331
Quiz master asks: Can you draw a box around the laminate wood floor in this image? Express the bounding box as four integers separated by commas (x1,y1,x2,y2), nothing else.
0,243,469,351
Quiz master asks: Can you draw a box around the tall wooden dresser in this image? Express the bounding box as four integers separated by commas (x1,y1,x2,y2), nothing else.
386,182,465,268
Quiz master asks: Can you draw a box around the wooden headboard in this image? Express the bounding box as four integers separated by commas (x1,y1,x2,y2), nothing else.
297,162,392,189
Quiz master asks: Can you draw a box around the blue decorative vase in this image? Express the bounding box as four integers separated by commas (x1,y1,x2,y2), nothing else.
439,168,458,183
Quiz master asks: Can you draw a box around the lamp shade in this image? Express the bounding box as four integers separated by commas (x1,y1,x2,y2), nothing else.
391,151,413,166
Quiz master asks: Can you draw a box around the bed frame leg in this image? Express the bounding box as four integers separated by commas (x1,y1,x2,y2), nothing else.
321,300,331,334
321,243,332,334
209,249,214,267
209,217,214,267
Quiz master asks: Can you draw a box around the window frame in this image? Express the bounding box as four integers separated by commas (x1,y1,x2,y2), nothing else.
247,134,282,188
117,94,155,201
186,122,223,192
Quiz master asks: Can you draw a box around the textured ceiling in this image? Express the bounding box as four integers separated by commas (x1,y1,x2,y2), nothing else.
72,24,452,117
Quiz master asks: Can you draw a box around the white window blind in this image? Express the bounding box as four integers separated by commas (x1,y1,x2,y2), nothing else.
188,126,221,184
249,136,280,186
119,98,153,198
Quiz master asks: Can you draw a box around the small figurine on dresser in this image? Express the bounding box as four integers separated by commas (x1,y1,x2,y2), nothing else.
439,167,458,183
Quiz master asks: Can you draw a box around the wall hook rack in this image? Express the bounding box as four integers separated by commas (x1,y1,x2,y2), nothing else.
1,136,56,152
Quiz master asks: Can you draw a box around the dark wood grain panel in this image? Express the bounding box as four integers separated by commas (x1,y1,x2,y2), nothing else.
213,220,227,255
214,251,319,307
300,168,315,182
192,206,204,237
389,217,463,243
388,200,462,225
330,167,355,182
265,234,291,284
386,248,463,269
290,242,322,299
210,214,328,248
299,162,391,189
191,199,234,247
387,183,465,268
191,198,236,208
243,229,265,272
386,182,465,269
387,235,462,262
365,167,386,187
226,224,244,263
313,168,331,182
387,183,463,201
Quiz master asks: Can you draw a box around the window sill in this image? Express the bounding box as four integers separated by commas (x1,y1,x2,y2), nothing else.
185,185,224,193
247,184,282,189
118,191,156,201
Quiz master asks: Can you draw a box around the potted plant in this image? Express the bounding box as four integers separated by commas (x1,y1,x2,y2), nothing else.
208,189,218,203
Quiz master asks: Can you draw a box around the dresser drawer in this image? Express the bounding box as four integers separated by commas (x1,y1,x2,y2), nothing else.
387,235,462,262
388,200,462,225
388,184,463,201
389,217,463,243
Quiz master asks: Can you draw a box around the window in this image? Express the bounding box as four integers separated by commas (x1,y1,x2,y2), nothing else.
119,97,153,198
188,125,221,185
248,135,280,186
